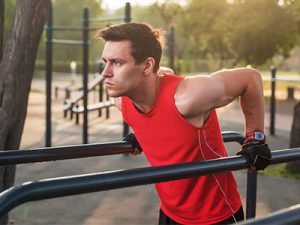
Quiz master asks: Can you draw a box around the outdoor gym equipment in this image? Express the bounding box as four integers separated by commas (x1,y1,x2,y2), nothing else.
0,131,299,224
45,2,131,147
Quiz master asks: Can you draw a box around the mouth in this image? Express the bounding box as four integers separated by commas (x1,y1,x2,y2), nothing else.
104,81,113,88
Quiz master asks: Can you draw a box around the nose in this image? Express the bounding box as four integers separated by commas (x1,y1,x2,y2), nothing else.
102,63,113,78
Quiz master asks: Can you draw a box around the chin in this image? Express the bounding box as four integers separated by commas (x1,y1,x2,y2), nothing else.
106,90,122,98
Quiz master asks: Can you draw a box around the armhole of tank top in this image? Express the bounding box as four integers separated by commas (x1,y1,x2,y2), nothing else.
171,79,216,130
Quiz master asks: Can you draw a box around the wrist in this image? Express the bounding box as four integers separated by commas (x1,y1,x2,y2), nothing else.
245,130,266,143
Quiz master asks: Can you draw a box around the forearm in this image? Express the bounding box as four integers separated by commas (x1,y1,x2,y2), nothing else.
240,70,265,134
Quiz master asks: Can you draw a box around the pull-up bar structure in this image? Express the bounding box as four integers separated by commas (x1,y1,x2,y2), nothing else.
45,2,131,147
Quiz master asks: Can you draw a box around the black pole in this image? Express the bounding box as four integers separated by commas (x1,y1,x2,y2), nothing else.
122,2,131,137
168,26,175,71
246,169,257,219
82,8,89,144
270,66,276,136
124,2,131,22
45,2,53,147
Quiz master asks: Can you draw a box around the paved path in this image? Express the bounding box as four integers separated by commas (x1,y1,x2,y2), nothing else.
8,77,300,225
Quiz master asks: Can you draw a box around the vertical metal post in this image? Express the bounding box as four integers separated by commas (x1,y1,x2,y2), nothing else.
122,2,131,137
99,82,103,117
168,26,175,71
45,2,53,147
106,90,110,119
82,8,89,144
270,66,276,136
246,169,257,219
124,2,131,22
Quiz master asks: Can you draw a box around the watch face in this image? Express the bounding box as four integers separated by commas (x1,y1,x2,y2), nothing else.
254,131,265,140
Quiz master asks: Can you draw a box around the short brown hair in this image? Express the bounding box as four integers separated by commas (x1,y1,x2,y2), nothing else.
96,23,165,73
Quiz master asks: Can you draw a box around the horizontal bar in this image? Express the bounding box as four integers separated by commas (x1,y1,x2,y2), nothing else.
0,131,244,165
51,39,86,45
45,25,100,32
0,148,299,217
88,16,125,23
0,141,133,165
262,76,300,83
243,204,300,225
0,155,249,217
221,131,245,144
268,148,300,164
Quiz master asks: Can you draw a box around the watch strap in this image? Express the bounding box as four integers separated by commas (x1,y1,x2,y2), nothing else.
245,131,266,143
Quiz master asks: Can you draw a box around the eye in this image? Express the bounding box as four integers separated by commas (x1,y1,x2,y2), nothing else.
114,60,122,66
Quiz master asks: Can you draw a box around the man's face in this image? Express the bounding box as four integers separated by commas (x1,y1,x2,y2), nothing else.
101,40,144,98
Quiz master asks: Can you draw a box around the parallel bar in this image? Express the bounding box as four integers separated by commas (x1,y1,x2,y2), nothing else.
0,141,132,165
0,132,243,165
243,204,300,225
221,131,245,144
0,148,299,218
0,156,248,217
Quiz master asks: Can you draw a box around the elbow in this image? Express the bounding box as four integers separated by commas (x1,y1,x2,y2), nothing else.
247,68,263,83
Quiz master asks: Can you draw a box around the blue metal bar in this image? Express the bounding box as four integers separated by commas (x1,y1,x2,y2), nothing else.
0,155,248,217
221,131,245,144
243,204,300,225
0,141,132,165
0,148,299,218
0,131,243,165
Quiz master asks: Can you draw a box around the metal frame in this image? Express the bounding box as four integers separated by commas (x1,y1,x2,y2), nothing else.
45,2,131,146
0,131,299,223
0,148,299,220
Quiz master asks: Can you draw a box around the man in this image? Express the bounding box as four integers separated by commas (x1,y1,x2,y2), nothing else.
96,23,271,225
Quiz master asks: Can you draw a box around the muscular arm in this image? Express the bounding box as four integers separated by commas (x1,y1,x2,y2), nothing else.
175,68,265,133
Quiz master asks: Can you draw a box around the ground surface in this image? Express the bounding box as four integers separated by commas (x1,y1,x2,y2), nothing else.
7,76,300,225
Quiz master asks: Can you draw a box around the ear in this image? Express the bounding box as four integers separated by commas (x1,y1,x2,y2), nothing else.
143,57,155,75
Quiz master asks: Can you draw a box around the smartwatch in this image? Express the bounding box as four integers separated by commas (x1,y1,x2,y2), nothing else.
245,131,266,143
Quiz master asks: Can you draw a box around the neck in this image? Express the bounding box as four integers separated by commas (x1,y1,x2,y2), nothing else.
131,73,162,113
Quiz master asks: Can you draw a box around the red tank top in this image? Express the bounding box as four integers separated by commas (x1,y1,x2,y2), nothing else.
122,74,241,224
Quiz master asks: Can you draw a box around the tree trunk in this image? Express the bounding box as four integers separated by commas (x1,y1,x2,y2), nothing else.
286,101,300,172
0,0,4,61
0,0,50,224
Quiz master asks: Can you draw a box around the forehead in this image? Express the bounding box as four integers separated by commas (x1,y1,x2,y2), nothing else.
101,40,132,60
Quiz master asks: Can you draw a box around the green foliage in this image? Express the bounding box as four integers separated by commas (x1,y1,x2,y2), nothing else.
228,0,297,66
259,163,300,180
31,0,300,74
35,0,107,72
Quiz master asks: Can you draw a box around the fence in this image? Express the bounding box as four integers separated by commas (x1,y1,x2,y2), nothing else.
0,131,300,224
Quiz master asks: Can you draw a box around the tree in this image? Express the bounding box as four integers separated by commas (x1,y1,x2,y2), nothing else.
0,0,50,224
228,0,297,66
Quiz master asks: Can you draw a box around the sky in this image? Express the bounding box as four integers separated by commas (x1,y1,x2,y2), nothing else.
102,0,186,10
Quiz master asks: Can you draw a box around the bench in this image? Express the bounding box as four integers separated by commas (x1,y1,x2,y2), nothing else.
71,100,115,124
